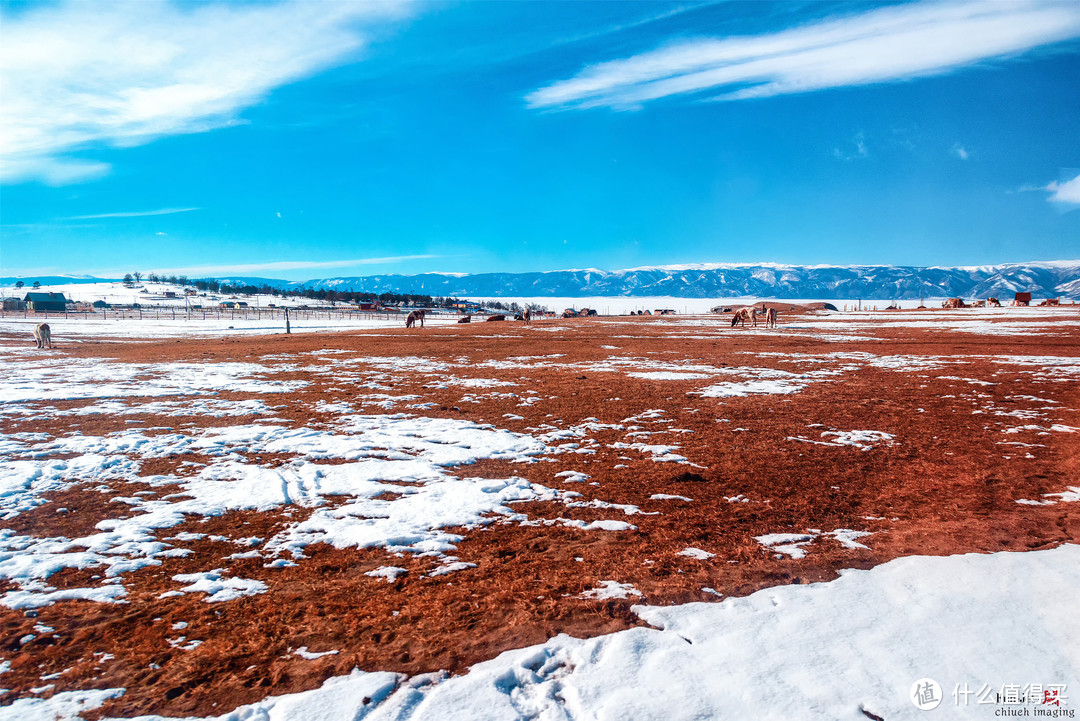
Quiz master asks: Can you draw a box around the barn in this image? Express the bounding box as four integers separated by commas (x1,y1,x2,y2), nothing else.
1014,292,1032,306
23,292,67,312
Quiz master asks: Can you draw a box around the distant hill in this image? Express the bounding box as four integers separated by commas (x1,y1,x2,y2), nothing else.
4,261,1078,299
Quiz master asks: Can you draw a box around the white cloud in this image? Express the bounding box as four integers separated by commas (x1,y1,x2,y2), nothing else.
833,132,869,161
527,1,1080,110
952,144,970,160
0,0,413,185
148,255,444,277
65,207,201,220
1044,173,1080,206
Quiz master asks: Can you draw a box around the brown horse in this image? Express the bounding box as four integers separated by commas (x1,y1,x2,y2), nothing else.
523,308,532,325
730,307,757,328
405,310,425,328
764,307,777,328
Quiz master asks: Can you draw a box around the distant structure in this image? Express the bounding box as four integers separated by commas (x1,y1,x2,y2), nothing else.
23,292,67,312
1013,292,1032,306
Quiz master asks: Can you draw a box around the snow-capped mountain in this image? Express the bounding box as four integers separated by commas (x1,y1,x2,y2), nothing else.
6,262,1077,299
293,261,1080,299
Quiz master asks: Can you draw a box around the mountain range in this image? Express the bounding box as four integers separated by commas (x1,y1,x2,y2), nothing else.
219,261,1080,300
5,261,1079,300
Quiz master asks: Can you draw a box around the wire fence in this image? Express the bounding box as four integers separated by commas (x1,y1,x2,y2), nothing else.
0,308,409,322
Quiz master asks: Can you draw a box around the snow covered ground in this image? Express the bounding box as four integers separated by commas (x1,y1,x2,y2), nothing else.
0,281,336,310
2,317,1077,719
9,544,1078,721
0,315,456,339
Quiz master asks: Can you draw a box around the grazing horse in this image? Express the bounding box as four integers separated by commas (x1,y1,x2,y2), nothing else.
522,308,532,325
987,297,1001,307
730,307,757,328
33,323,52,349
764,307,777,328
405,309,425,328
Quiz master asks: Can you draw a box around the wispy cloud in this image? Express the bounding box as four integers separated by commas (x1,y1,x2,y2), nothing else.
526,1,1080,110
1,0,414,185
64,207,201,220
833,132,869,161
952,144,970,160
1044,172,1080,206
148,255,444,277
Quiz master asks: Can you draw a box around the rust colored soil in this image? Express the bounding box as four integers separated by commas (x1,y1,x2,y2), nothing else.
2,310,1078,717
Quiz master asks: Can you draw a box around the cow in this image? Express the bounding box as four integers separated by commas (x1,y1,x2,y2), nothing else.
486,314,506,322
730,307,757,328
457,315,472,324
33,323,52,349
405,309,425,328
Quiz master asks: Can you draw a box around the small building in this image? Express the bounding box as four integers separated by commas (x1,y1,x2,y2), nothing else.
2,298,26,311
1014,292,1032,306
23,292,67,312
164,291,177,298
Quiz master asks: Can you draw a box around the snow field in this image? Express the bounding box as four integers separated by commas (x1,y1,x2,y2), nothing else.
10,545,1078,721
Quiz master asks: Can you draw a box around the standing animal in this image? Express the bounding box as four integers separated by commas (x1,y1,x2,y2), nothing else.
33,323,52,349
764,307,777,328
730,307,757,328
523,308,532,325
987,297,1001,307
405,309,425,328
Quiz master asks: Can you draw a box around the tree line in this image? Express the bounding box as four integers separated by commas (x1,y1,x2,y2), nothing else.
17,272,541,313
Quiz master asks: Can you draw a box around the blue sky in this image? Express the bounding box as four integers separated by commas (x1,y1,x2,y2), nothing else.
1,0,1078,281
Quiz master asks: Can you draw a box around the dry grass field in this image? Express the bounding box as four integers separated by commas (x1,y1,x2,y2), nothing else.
1,307,1078,718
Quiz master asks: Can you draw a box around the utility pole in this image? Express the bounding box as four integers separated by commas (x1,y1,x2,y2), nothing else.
285,306,291,334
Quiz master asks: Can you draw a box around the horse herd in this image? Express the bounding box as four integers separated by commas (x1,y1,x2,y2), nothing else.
730,306,777,329
407,306,778,329
27,307,777,349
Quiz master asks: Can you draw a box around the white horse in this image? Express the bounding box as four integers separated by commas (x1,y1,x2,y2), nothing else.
405,309,425,328
34,323,52,348
764,307,777,328
730,307,757,328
